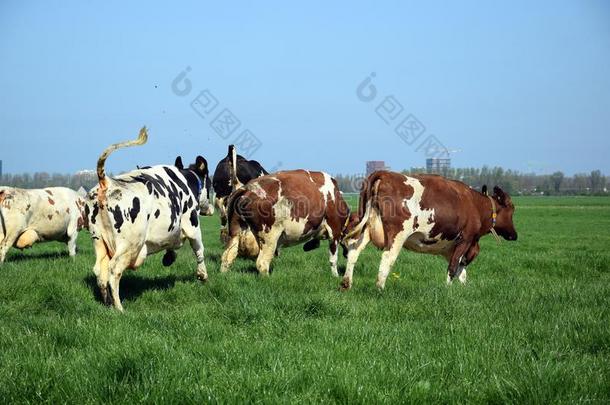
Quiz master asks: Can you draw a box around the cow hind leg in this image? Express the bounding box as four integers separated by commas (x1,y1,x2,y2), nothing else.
0,230,21,264
376,230,410,290
108,253,131,312
92,238,111,305
220,235,240,273
67,229,78,257
341,229,370,290
256,229,280,276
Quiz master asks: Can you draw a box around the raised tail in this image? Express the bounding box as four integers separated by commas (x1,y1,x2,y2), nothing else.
228,144,239,191
225,187,249,235
97,126,148,184
344,171,385,240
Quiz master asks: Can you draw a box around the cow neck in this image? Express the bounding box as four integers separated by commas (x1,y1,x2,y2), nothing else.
486,195,501,243
183,170,202,199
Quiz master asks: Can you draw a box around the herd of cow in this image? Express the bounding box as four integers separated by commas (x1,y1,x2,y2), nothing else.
0,127,518,311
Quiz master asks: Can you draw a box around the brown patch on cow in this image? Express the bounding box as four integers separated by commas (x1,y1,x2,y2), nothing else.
329,178,350,237
226,181,273,236
239,176,280,233
415,175,470,241
413,215,419,230
77,212,88,230
66,207,70,214
48,197,55,205
47,214,53,220
371,172,414,249
45,189,53,196
77,203,89,230
277,170,327,235
97,178,108,208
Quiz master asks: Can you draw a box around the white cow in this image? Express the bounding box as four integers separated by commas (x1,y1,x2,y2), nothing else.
0,187,87,263
87,127,214,311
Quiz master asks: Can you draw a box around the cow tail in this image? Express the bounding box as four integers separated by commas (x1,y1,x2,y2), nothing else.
96,126,148,204
97,126,148,183
226,187,248,235
344,171,383,239
0,190,6,239
228,144,238,191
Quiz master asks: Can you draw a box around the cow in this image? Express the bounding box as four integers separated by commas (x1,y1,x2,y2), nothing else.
340,170,517,290
0,187,87,263
212,145,267,226
87,127,213,311
220,169,350,276
213,145,268,257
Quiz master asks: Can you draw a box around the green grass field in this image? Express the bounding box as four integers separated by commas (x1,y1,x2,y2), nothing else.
1,196,609,403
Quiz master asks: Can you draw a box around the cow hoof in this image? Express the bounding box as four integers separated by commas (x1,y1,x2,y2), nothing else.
196,273,208,283
339,279,352,291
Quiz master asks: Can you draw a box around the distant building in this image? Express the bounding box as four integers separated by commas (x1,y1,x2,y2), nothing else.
426,158,451,173
366,161,387,176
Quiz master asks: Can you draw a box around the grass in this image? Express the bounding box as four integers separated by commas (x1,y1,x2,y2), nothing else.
0,196,609,403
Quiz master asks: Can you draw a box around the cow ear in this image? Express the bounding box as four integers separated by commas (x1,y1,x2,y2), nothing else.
195,156,207,173
174,156,184,170
493,186,508,205
482,185,488,195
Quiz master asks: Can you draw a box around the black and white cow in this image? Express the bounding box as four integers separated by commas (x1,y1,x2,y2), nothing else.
87,127,213,311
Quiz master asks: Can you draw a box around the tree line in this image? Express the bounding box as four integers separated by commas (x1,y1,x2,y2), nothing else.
0,171,100,192
0,167,607,196
334,167,608,196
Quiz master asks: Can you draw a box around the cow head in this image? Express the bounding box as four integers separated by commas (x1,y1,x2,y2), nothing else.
487,185,517,241
177,155,214,216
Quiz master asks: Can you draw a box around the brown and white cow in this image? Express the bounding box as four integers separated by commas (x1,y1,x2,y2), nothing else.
214,145,267,258
0,187,87,263
220,169,350,276
341,170,517,290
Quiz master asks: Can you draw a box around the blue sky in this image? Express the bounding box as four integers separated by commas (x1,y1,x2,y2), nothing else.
1,0,609,176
